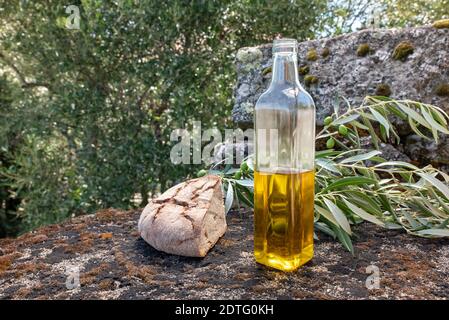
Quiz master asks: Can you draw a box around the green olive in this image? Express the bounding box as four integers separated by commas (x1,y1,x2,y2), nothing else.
338,125,348,136
326,137,335,149
240,161,249,172
324,116,333,126
233,171,242,179
197,169,207,177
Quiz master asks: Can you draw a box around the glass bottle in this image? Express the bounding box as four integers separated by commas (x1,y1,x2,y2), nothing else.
254,38,316,271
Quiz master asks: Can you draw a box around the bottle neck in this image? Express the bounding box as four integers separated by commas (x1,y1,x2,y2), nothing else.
270,52,300,87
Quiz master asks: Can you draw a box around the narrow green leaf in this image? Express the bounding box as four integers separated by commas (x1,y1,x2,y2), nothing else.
235,186,253,208
408,116,431,140
343,199,385,227
375,161,419,170
316,158,341,174
421,105,449,134
384,222,403,230
370,107,390,138
334,226,354,254
234,179,254,188
402,211,422,229
417,173,449,200
333,114,360,125
419,197,447,219
224,182,234,214
345,190,383,215
246,157,254,171
315,204,339,227
315,222,336,238
226,168,240,175
321,176,376,192
315,149,342,159
323,198,352,235
397,103,432,130
340,150,382,164
361,116,379,149
387,104,407,120
378,193,394,215
429,107,448,126
416,229,449,237
351,120,369,130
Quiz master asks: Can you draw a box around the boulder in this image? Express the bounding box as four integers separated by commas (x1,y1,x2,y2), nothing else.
1,209,449,299
138,175,227,257
232,25,449,168
233,25,449,127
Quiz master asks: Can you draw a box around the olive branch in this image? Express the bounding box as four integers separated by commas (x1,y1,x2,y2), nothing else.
202,96,449,253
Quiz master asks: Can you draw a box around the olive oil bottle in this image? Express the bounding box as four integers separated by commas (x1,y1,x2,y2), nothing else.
254,39,316,271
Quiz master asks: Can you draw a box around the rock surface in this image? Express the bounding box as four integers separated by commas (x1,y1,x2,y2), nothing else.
138,175,226,257
233,25,449,166
1,208,448,299
233,25,449,126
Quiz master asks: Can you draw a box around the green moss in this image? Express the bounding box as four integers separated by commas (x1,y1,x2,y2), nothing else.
304,75,318,86
262,66,272,76
392,41,414,61
306,48,318,61
375,83,392,97
435,83,449,97
321,47,330,58
298,65,310,75
433,19,449,29
356,43,371,57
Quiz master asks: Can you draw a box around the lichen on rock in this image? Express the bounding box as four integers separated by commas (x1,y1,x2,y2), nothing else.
236,47,263,72
299,65,310,75
433,19,449,29
392,41,414,61
356,43,371,57
435,83,449,97
375,83,392,97
241,102,254,115
321,47,330,58
304,75,318,86
306,48,318,61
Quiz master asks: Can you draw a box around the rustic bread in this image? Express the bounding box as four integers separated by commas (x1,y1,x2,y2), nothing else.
138,175,227,257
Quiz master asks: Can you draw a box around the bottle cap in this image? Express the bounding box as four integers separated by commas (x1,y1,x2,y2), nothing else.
273,38,297,54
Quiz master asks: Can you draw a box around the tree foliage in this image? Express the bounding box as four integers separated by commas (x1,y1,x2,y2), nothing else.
0,0,447,236
0,0,326,236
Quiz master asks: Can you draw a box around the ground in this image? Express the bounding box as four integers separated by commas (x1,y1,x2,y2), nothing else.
0,208,448,300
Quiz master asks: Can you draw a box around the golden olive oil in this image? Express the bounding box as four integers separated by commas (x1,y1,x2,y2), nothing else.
254,170,314,271
254,39,316,271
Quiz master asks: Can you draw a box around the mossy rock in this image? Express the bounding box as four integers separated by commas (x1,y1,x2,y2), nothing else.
306,49,318,61
356,43,371,57
304,75,318,86
435,83,449,97
375,83,392,97
298,65,310,75
392,41,414,61
321,47,330,58
433,19,449,29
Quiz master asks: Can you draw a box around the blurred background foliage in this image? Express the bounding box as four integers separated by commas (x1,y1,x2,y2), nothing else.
0,0,448,237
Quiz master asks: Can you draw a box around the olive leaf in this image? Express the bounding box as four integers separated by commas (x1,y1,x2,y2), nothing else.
207,97,449,253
